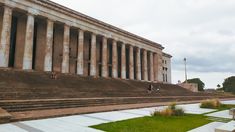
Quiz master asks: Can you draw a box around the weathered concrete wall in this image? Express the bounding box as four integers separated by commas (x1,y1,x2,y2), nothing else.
52,24,63,72
0,8,3,40
140,50,144,80
107,40,112,77
149,52,154,82
34,19,46,71
117,44,121,78
83,32,90,76
14,15,26,69
133,48,137,80
125,46,129,79
147,52,150,81
8,16,17,67
96,37,101,77
69,28,78,74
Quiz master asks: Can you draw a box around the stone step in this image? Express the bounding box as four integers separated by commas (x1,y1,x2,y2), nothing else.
0,96,217,112
0,108,12,124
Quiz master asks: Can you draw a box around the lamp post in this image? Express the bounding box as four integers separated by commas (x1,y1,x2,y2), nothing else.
184,58,188,83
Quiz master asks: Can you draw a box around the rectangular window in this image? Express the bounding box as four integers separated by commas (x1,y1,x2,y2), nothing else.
166,74,168,82
163,74,165,82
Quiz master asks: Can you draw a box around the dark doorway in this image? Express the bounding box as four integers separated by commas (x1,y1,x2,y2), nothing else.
32,22,38,70
126,46,129,79
8,16,18,67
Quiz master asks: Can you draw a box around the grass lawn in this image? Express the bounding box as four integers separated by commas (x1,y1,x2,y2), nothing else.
92,114,212,132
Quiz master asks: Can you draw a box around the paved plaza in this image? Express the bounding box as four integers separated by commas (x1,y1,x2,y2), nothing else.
188,122,225,132
0,102,220,132
0,100,234,132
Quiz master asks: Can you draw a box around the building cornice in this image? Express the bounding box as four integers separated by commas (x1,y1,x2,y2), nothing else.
163,52,172,58
33,0,164,50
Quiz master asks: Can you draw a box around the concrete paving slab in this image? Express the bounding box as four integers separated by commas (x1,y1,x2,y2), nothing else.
140,106,166,113
178,104,216,114
215,120,235,132
56,115,109,126
0,124,27,132
119,108,152,116
84,111,143,122
22,118,102,132
206,110,233,119
188,122,225,132
222,100,235,105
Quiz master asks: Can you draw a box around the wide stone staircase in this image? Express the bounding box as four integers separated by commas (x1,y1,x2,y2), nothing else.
0,69,232,113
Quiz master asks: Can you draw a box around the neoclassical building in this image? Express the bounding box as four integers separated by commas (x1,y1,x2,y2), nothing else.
0,0,171,82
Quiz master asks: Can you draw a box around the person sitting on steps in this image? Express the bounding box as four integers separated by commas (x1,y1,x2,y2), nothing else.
147,84,154,93
50,72,58,80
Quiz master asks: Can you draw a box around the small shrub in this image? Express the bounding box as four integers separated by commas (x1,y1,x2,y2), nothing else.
168,102,176,110
152,110,162,116
174,108,185,116
152,103,184,116
200,99,221,109
161,108,173,116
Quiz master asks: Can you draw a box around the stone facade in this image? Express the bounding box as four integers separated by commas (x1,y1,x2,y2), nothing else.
0,0,171,82
162,53,172,83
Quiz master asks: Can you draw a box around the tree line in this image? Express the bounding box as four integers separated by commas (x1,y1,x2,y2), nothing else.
185,76,235,93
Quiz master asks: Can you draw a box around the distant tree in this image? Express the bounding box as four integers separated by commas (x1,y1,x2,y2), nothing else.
216,84,223,91
223,76,235,93
185,78,205,91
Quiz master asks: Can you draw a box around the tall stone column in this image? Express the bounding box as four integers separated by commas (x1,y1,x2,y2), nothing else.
0,6,12,67
101,37,108,77
129,46,134,80
90,33,96,76
149,52,154,82
77,29,84,75
121,43,126,79
158,53,163,82
44,19,54,72
136,47,141,80
23,13,35,70
143,49,148,81
112,40,118,78
61,25,70,73
153,53,158,81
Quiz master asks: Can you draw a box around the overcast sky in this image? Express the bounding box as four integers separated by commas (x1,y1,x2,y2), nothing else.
51,0,235,88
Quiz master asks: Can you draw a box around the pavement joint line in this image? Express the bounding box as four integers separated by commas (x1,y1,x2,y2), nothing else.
119,110,150,116
12,122,43,132
80,115,113,122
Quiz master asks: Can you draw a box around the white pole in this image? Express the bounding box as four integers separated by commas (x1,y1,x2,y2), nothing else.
184,58,188,83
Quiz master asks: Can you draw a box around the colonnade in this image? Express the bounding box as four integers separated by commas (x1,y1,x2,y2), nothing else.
0,5,162,82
